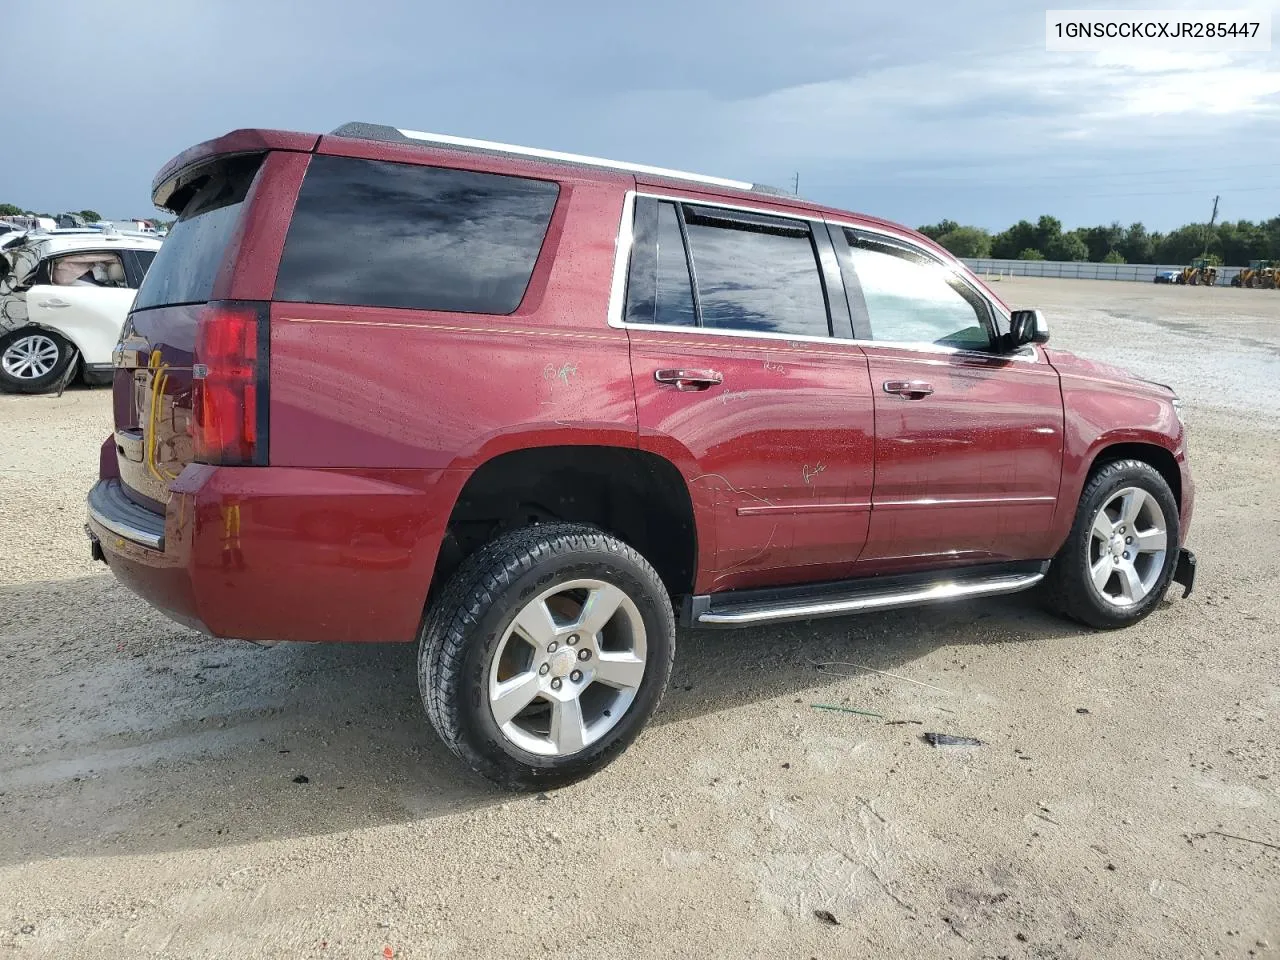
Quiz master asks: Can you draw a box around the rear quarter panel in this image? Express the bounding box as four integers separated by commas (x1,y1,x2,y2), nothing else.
268,172,639,471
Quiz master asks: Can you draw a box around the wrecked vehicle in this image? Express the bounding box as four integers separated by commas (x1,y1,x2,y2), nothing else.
87,124,1196,789
0,233,160,392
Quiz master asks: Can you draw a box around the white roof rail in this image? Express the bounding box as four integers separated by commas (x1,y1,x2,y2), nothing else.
329,122,778,193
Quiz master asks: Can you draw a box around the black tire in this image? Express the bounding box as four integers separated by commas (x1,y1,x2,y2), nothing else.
0,328,75,394
1041,459,1180,629
419,522,675,790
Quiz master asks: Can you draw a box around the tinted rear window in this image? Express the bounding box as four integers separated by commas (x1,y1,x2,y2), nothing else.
274,155,560,314
133,155,261,310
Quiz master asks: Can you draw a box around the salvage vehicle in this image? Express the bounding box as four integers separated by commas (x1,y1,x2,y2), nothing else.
0,233,160,392
87,125,1197,789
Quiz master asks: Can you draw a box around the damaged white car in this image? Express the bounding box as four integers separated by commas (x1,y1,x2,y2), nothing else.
0,233,161,392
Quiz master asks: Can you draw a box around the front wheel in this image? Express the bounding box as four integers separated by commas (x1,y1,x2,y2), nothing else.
0,328,75,393
420,523,675,790
1041,459,1180,629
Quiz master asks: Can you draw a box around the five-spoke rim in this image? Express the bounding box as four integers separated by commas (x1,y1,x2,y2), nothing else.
488,578,647,757
1088,486,1168,607
2,333,60,380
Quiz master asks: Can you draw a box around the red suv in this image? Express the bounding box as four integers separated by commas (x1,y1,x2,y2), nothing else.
88,124,1196,788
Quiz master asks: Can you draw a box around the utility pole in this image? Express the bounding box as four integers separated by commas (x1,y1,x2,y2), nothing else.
791,172,800,196
1201,194,1219,258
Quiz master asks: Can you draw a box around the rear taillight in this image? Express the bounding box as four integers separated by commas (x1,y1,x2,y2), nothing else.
192,300,269,466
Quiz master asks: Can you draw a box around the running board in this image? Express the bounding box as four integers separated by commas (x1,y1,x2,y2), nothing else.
685,562,1050,628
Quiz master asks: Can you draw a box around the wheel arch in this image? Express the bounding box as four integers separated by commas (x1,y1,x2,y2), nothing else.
435,444,703,602
1086,440,1182,509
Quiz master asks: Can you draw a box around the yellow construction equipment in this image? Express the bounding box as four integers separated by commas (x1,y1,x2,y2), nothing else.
1231,260,1278,289
1176,258,1218,286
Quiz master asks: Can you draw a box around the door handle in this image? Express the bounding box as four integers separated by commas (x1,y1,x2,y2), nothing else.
37,299,70,309
883,379,934,399
655,368,723,391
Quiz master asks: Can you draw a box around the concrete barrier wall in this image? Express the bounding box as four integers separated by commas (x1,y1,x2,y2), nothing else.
961,258,1244,285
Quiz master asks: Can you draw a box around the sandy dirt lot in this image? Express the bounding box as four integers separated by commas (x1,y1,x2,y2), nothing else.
1,278,1277,959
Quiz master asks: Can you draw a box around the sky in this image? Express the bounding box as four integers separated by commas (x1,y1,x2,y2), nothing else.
2,0,1278,232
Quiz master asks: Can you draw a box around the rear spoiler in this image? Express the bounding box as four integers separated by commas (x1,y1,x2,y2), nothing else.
152,129,319,213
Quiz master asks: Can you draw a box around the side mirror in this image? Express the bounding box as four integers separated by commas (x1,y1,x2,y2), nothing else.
1007,309,1050,349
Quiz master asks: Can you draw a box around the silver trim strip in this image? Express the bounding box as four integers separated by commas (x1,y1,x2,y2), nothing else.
873,495,1058,509
606,190,636,330
695,572,1044,626
607,190,1040,363
396,129,755,190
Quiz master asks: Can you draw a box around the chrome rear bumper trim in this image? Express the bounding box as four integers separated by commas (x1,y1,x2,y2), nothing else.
87,479,165,550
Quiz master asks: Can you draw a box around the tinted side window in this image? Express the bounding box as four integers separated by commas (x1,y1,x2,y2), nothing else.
654,203,697,327
624,199,697,327
275,155,559,314
134,155,261,310
683,208,829,337
845,232,992,349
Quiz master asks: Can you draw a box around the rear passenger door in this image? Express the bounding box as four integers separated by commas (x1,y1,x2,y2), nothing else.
832,227,1064,572
25,250,136,366
622,194,875,592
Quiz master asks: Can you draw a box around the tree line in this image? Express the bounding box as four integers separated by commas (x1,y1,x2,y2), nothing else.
918,214,1280,266
2,202,102,222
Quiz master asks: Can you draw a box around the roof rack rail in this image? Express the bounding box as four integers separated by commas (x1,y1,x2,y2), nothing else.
329,122,787,196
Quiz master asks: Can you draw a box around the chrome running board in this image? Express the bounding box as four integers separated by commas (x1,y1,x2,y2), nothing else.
686,562,1049,628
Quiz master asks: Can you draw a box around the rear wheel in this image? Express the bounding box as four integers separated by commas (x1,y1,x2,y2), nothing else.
1041,459,1180,629
0,328,75,393
420,523,675,790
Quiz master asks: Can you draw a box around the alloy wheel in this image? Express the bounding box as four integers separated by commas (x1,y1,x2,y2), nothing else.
1,333,60,380
1088,486,1169,607
488,578,648,757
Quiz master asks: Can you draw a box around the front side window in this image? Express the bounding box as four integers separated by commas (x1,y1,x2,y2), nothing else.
50,252,127,288
684,208,830,338
275,155,559,314
845,231,992,349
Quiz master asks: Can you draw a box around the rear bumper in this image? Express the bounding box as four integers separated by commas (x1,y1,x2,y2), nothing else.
86,465,461,643
88,478,164,549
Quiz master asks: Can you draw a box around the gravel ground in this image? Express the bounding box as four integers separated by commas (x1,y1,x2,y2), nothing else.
1,277,1277,959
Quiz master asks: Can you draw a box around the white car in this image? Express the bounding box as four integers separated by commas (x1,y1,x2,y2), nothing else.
0,233,161,392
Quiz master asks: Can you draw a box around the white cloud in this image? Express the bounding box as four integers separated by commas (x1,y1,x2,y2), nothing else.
600,43,1279,171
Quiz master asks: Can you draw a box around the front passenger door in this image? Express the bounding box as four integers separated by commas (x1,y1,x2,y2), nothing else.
835,228,1065,573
